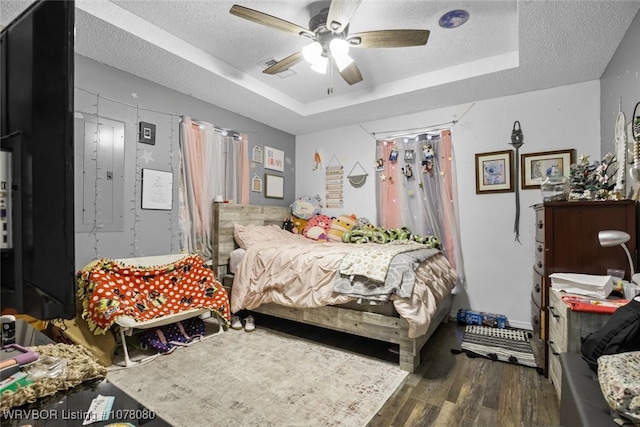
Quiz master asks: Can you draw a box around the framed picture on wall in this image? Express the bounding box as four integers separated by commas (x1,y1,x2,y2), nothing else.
252,146,263,163
265,174,284,199
141,168,173,210
251,175,263,193
521,149,576,189
475,150,514,194
264,146,284,172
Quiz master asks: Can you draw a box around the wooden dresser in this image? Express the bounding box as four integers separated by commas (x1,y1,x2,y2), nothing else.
532,200,638,377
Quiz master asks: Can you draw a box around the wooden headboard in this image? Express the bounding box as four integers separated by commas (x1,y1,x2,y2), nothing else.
211,203,291,278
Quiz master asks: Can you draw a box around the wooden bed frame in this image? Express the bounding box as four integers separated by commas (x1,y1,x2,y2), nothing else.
211,203,453,373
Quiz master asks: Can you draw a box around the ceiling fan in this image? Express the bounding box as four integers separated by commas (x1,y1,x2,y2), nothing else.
229,0,430,92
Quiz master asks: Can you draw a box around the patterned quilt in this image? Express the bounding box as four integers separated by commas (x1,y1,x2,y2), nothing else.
77,254,230,334
338,241,433,282
333,247,440,301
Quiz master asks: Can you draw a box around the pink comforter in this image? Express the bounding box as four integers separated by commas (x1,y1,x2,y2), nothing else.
231,234,457,338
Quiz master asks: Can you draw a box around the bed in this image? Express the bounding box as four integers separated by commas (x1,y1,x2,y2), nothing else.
211,203,458,372
77,253,231,367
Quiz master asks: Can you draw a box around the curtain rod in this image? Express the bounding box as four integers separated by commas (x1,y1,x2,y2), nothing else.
186,116,240,137
374,123,454,140
367,102,476,140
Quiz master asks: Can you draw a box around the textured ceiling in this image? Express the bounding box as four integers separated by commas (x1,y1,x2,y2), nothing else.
2,0,639,135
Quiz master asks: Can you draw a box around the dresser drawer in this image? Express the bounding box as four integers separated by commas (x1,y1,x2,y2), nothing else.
534,207,545,242
548,312,566,353
530,297,541,337
548,342,562,397
534,241,545,275
532,270,543,307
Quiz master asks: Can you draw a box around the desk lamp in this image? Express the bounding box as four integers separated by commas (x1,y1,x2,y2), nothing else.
598,230,635,278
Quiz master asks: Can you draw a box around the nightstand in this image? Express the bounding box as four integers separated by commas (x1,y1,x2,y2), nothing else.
547,289,613,398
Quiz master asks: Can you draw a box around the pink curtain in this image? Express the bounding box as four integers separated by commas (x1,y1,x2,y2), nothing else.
376,140,402,228
179,116,249,257
375,130,465,283
439,130,456,270
239,133,249,205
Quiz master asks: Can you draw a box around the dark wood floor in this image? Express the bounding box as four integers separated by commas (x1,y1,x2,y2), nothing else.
246,312,560,427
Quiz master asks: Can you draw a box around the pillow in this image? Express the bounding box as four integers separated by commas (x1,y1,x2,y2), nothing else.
233,223,294,249
598,351,640,424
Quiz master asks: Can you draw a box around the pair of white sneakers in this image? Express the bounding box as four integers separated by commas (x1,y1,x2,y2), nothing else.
231,315,255,332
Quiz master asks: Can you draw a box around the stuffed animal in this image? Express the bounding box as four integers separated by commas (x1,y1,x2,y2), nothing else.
282,217,297,233
291,195,322,220
302,214,332,241
293,217,308,234
327,214,358,242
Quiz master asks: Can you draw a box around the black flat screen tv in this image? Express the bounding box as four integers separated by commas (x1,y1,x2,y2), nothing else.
1,0,76,319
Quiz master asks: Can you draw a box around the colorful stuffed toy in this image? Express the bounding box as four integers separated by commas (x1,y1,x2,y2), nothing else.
293,217,308,234
327,214,358,242
291,195,322,220
302,214,332,241
282,217,297,234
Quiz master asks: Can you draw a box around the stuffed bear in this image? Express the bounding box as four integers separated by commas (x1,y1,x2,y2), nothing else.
302,214,332,241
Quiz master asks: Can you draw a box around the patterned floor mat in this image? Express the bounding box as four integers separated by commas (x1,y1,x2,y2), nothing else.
452,325,543,374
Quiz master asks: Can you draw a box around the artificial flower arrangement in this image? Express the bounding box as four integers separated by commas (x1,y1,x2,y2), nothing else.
569,152,618,200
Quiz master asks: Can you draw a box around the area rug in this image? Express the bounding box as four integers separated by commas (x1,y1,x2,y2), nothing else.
452,325,543,373
107,327,408,426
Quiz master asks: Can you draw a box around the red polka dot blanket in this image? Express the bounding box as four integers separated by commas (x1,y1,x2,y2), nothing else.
77,255,230,334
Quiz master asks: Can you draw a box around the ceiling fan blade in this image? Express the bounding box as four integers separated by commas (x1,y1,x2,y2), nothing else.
339,61,363,85
326,0,362,33
230,5,314,37
263,52,303,75
347,29,430,48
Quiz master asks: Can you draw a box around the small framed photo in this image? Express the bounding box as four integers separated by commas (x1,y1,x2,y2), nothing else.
252,146,263,163
251,175,263,193
404,150,415,161
521,149,576,189
265,174,284,199
138,122,156,145
389,149,399,162
475,150,514,194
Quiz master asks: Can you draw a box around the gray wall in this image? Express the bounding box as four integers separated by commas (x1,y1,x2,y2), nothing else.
74,54,296,270
600,10,640,159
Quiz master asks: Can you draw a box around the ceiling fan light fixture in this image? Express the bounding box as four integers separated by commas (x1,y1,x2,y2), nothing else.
329,38,349,56
329,38,353,71
302,41,323,64
310,56,328,74
333,52,353,72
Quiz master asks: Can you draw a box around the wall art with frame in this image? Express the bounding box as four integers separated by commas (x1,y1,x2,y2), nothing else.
265,174,284,199
141,168,173,210
521,149,576,189
264,146,284,172
475,150,514,194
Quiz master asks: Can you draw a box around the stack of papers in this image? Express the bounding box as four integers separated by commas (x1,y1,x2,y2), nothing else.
549,273,614,299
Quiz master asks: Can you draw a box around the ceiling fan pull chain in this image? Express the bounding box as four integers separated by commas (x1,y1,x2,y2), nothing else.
328,55,334,94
